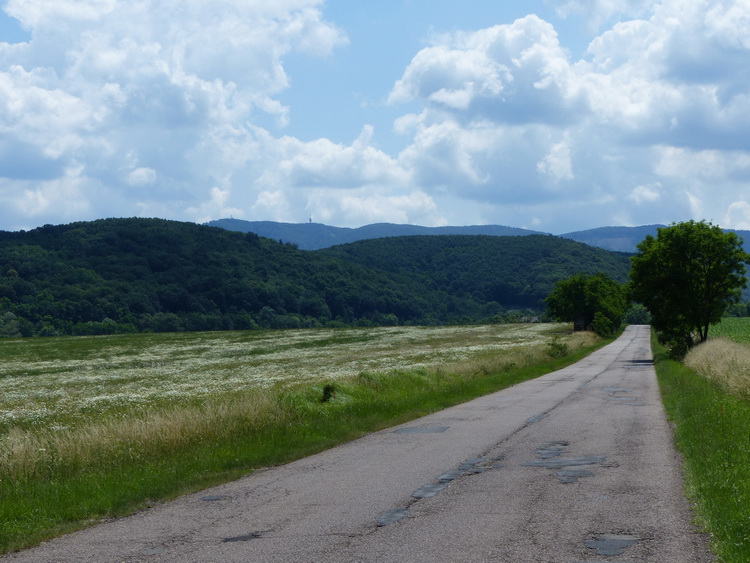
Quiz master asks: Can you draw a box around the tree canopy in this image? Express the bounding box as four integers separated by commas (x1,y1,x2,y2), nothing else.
629,220,750,352
544,273,627,336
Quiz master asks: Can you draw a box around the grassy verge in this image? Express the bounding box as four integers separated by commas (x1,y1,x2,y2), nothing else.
1,329,609,555
654,334,750,562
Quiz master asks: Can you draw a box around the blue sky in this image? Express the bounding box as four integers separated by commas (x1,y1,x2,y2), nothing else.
1,0,749,234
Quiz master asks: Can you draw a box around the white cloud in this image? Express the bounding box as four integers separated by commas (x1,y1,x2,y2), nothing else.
0,0,347,226
389,16,586,126
628,183,662,204
186,186,245,224
536,138,574,182
383,0,750,231
265,125,410,190
126,167,157,187
307,189,444,227
725,201,750,230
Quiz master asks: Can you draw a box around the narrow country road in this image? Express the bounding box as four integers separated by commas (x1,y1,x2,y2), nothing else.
4,325,713,562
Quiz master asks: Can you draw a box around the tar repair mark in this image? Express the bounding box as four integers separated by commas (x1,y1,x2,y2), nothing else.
222,532,265,543
603,387,643,406
376,456,504,527
525,413,549,424
584,533,642,556
522,442,606,483
393,426,450,434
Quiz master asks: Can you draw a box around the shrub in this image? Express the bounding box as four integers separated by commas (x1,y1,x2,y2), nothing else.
592,311,614,337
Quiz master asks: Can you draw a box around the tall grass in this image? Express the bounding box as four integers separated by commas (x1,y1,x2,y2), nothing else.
684,338,750,399
656,331,750,562
0,325,605,554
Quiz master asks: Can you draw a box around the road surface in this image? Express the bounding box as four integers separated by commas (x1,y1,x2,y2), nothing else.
4,325,712,562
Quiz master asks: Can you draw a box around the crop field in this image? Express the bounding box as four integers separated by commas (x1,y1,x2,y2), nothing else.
709,317,750,344
1,322,608,554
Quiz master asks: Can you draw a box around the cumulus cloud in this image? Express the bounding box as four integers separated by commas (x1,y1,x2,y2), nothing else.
725,201,750,230
385,0,750,231
0,0,351,228
389,15,586,126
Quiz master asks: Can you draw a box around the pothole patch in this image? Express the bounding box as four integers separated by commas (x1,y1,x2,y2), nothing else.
376,456,503,526
584,533,642,556
522,442,605,483
525,413,549,424
377,508,410,527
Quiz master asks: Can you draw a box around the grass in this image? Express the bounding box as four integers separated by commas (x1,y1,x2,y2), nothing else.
708,317,750,344
655,318,750,562
0,323,606,555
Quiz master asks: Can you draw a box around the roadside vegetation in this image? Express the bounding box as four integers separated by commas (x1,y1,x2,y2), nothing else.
0,323,605,555
655,317,750,562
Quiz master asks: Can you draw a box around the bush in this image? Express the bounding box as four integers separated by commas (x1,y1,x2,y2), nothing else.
592,311,614,336
546,337,569,358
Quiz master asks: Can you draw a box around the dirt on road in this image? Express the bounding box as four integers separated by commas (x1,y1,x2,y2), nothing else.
4,325,713,562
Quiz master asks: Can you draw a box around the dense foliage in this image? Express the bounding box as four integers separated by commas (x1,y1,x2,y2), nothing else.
545,273,627,336
630,220,750,356
320,234,631,310
0,218,631,337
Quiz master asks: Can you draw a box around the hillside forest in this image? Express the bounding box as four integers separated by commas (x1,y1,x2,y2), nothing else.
0,218,634,337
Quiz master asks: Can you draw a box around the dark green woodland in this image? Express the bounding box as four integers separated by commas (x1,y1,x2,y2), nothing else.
0,218,631,337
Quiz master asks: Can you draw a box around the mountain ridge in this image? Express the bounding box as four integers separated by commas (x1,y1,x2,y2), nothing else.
207,218,750,254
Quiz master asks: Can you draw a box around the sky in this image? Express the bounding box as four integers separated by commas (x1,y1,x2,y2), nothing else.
1,0,750,234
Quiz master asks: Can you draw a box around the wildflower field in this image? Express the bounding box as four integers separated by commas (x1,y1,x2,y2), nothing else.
0,323,602,554
0,323,572,431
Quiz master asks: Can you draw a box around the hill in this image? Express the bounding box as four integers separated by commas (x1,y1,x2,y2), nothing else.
561,225,750,254
560,225,664,253
319,235,631,313
205,218,545,250
0,218,631,337
210,219,750,255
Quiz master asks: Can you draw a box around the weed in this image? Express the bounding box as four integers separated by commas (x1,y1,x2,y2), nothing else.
545,337,570,358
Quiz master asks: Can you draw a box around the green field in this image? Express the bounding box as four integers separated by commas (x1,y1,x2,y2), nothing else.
0,323,604,554
710,317,750,343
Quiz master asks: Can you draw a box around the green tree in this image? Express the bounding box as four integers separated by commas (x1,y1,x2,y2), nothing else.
545,273,626,335
629,220,749,351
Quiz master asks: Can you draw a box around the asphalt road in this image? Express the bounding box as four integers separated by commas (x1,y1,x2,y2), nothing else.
5,325,713,562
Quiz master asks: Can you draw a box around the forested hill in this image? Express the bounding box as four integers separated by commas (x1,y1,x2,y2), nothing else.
319,235,631,312
0,218,630,337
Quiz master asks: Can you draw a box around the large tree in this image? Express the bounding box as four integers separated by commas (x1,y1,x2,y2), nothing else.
545,273,627,335
629,220,749,349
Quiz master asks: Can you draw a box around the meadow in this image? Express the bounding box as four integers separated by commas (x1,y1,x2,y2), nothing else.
0,323,602,554
657,317,750,562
